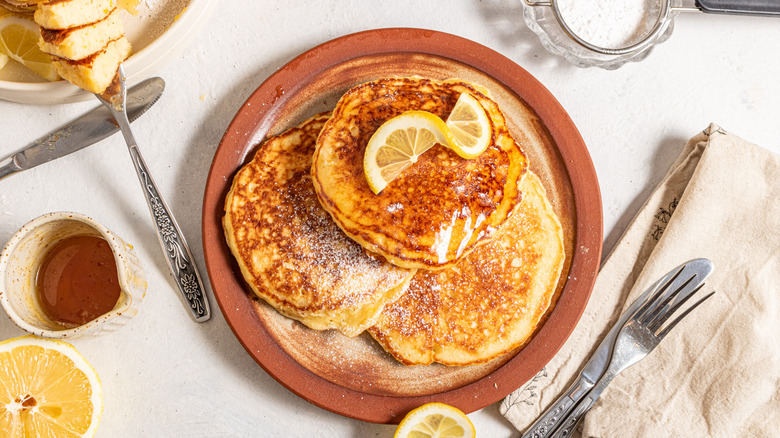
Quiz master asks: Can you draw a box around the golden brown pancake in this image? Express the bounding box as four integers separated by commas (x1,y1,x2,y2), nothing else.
5,0,43,5
34,0,130,93
39,7,123,60
312,77,528,271
34,0,114,30
368,172,565,366
224,113,415,337
51,36,130,94
0,1,36,13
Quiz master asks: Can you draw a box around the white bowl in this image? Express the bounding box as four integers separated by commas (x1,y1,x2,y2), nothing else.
0,0,216,105
0,212,147,338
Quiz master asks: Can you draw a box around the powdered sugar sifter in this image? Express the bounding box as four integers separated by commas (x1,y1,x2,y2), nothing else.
524,0,780,68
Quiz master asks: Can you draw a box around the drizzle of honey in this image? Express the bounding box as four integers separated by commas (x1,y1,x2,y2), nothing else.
35,235,121,328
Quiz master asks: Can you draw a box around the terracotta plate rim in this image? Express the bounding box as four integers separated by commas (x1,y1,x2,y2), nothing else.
202,28,603,424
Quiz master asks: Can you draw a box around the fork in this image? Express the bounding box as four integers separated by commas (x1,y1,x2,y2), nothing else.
97,65,211,322
549,270,716,438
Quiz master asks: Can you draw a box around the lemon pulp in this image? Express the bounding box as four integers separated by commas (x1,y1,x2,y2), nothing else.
0,336,103,437
364,110,451,194
394,402,476,438
445,92,492,159
0,15,59,81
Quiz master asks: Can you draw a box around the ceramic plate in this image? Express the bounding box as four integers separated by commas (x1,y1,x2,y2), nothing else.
0,0,216,104
202,28,602,424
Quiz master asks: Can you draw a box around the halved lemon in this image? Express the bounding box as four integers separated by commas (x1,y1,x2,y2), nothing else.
445,92,492,159
0,15,59,81
363,93,491,194
0,335,103,437
394,402,476,438
0,11,24,72
364,110,452,194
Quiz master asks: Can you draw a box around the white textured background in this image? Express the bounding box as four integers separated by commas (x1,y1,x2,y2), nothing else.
1,1,779,436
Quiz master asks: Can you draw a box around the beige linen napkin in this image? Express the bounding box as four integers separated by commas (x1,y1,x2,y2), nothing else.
500,124,780,437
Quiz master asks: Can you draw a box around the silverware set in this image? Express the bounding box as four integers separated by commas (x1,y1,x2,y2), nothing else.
522,258,715,438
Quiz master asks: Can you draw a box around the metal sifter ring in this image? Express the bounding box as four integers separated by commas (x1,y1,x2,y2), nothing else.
525,0,673,56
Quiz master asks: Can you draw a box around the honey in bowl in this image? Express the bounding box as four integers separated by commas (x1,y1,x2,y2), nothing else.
0,212,147,338
35,235,121,328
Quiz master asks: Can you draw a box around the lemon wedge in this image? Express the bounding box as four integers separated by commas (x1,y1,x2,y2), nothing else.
0,15,59,81
394,402,476,438
0,335,103,437
364,110,452,194
445,92,492,159
363,92,491,194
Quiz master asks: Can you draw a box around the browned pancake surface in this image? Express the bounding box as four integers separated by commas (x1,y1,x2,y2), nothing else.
369,172,564,366
312,77,528,270
224,114,414,337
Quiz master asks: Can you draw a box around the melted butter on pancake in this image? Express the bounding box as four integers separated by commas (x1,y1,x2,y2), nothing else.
224,113,414,337
368,172,565,366
312,77,529,270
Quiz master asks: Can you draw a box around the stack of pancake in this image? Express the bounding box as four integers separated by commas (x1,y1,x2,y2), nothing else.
33,0,131,93
224,77,566,366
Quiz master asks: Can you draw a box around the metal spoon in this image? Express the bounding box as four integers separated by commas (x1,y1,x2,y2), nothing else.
97,65,210,322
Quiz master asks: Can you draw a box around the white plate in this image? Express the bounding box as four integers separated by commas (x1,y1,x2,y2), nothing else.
0,0,216,105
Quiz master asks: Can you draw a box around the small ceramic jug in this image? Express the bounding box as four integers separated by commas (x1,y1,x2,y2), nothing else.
0,212,147,338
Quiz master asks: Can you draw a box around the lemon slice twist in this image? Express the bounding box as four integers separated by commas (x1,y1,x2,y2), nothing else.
394,402,476,438
364,92,491,194
0,15,59,81
0,335,103,437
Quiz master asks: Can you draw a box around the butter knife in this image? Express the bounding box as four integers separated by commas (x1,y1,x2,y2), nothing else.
521,258,714,438
0,77,165,181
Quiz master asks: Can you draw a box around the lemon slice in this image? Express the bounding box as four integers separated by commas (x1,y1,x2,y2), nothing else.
0,335,103,437
363,93,491,194
445,92,492,159
394,402,476,438
0,52,8,70
0,15,59,81
364,110,452,194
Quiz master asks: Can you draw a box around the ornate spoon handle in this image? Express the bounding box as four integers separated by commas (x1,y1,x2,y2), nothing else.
98,66,210,322
124,141,211,321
